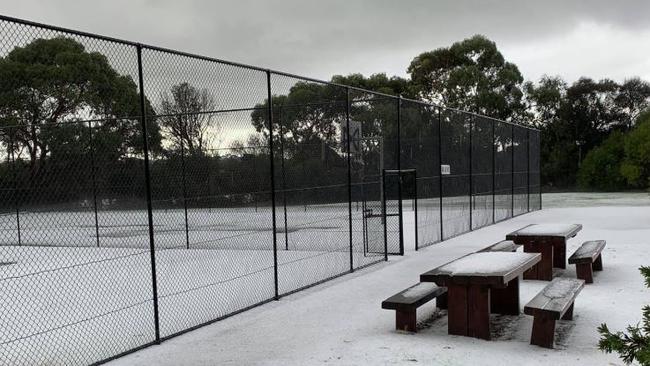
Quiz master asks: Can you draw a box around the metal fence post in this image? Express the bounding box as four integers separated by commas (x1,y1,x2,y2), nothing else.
278,108,289,251
87,121,100,247
346,87,353,271
136,44,161,344
511,124,515,217
527,128,530,212
396,96,404,255
9,128,21,246
468,115,473,230
437,108,444,241
267,70,279,300
382,169,388,261
538,131,543,210
179,120,190,250
414,170,419,251
491,119,496,224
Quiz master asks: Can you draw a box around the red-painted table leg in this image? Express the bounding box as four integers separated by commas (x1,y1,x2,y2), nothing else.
552,238,566,269
467,285,491,340
447,284,468,336
523,243,554,281
491,276,520,315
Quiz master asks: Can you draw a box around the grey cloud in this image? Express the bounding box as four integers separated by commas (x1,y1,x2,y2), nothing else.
2,0,649,81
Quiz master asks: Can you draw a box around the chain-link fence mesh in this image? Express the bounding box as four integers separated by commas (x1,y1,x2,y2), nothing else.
440,109,471,238
471,115,495,230
529,129,542,210
494,121,514,221
0,15,541,366
400,101,441,249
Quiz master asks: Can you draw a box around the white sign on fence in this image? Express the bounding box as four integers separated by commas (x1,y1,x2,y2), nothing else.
440,164,451,175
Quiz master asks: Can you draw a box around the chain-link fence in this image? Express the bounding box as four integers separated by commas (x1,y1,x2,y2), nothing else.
0,15,541,365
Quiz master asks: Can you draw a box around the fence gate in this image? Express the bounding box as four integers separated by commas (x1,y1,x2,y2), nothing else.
372,169,416,255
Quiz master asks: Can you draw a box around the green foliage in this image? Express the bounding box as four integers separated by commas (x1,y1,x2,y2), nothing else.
598,267,650,365
528,76,650,189
407,35,526,121
250,81,346,153
331,73,414,98
621,111,650,188
577,131,627,190
0,36,160,179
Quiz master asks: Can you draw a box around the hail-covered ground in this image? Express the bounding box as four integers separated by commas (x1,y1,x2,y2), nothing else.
103,192,650,365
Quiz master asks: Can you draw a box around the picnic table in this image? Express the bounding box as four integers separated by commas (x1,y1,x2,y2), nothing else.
506,224,582,281
420,252,541,340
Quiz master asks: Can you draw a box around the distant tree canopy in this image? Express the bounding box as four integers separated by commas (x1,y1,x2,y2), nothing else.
0,36,160,178
620,111,650,188
407,35,527,121
331,73,415,98
527,76,650,189
158,82,217,156
2,33,650,200
250,81,346,157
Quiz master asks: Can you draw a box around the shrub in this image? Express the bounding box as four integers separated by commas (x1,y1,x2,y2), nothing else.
621,113,650,189
598,267,650,365
577,131,627,191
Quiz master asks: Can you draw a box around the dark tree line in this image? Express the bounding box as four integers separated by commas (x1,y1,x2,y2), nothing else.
1,33,647,211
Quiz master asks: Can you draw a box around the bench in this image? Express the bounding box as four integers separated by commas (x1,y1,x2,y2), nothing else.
524,278,585,348
478,240,519,253
568,240,606,284
381,283,448,332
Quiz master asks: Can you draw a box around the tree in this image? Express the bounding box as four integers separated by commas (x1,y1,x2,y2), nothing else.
0,36,160,178
407,35,527,121
250,81,345,155
158,82,217,155
525,76,567,129
331,73,415,98
599,266,650,365
620,110,650,189
526,76,649,189
577,131,627,191
616,78,650,130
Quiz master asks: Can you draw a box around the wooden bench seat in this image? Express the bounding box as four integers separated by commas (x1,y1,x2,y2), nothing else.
478,240,519,253
568,240,606,284
524,278,585,348
381,283,448,332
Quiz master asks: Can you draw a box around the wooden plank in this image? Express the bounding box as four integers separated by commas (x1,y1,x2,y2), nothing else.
524,278,585,319
568,240,606,264
530,312,556,348
396,309,417,332
523,242,553,281
381,283,447,310
576,263,593,284
447,285,469,336
478,240,519,253
420,252,541,287
491,276,520,315
552,237,566,269
506,224,582,240
593,254,603,271
467,285,491,340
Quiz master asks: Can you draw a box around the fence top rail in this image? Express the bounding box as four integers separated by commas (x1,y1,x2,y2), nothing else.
0,14,539,132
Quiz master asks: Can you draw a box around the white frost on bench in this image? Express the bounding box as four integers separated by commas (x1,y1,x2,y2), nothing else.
516,223,579,236
543,278,582,299
401,283,439,299
572,241,604,258
489,240,516,251
437,252,536,275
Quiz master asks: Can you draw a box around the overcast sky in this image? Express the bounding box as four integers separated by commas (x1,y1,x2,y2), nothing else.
3,0,650,84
